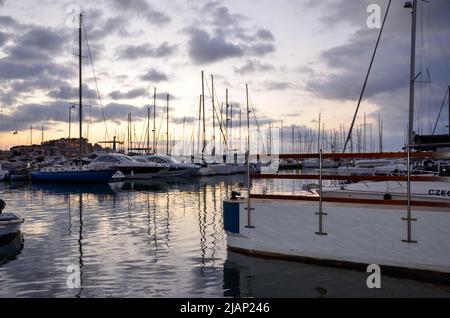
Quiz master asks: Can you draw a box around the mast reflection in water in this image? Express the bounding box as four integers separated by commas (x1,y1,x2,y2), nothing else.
0,175,449,297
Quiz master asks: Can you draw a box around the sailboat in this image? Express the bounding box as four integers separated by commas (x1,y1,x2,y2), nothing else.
0,199,24,238
0,164,9,181
223,1,450,282
31,14,117,183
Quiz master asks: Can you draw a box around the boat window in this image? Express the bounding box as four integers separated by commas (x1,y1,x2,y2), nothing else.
147,157,167,164
116,156,134,162
96,156,119,163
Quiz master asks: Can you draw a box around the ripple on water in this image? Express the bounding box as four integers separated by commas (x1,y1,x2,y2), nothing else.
1,177,450,297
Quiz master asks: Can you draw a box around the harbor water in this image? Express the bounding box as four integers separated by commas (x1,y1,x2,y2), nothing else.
1,175,450,298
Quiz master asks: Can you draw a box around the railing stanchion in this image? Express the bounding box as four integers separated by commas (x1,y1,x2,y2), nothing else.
245,83,254,229
316,149,327,236
402,145,417,243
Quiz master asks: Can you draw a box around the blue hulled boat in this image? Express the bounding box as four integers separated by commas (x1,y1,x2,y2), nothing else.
30,14,118,184
31,166,117,183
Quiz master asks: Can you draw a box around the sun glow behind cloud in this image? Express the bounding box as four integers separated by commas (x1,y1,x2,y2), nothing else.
0,0,449,151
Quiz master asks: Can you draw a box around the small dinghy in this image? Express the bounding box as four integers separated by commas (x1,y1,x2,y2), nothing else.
0,199,24,237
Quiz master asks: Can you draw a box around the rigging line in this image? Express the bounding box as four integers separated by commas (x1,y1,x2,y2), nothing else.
432,87,449,135
203,77,214,145
248,94,267,153
430,24,450,76
81,19,110,142
136,105,152,149
138,112,148,150
343,0,392,153
155,101,166,149
204,77,228,150
307,118,320,154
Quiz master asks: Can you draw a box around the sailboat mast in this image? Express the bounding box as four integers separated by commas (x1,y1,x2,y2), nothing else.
245,84,252,221
225,89,229,149
239,109,242,154
147,106,150,153
211,75,216,154
79,13,83,161
230,104,233,152
363,113,367,152
166,94,169,155
246,85,250,156
201,71,206,162
197,95,201,157
317,113,321,154
153,87,156,154
408,0,417,145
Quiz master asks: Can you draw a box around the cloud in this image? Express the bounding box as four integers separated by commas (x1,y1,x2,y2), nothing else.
0,31,8,47
0,15,21,29
185,3,276,64
186,28,275,64
235,60,275,75
186,27,244,64
48,84,97,100
115,42,178,60
0,101,171,132
109,0,171,25
0,25,71,82
171,116,197,125
303,0,450,146
110,88,148,100
17,27,65,52
263,81,295,91
1,26,67,64
0,60,71,80
256,28,275,41
0,88,15,105
0,102,71,132
11,77,66,94
140,69,169,82
248,43,275,56
85,16,131,40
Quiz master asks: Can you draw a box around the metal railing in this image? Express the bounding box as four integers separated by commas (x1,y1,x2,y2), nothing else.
246,151,450,243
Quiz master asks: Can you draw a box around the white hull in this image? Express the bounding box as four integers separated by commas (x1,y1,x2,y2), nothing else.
355,159,403,168
303,159,338,169
224,198,450,276
322,181,450,202
231,164,247,174
194,167,216,176
0,170,9,181
0,213,24,237
209,164,234,175
156,168,200,178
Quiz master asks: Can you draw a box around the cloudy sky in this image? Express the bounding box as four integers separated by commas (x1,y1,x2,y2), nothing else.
0,0,449,151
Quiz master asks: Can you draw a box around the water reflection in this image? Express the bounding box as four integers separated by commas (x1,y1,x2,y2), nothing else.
223,251,450,298
0,232,24,266
77,194,84,298
0,175,449,297
31,182,118,196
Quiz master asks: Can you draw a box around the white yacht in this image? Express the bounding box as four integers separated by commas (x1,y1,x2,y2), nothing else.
302,158,338,169
89,154,168,179
321,180,450,202
138,155,201,177
0,200,24,237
